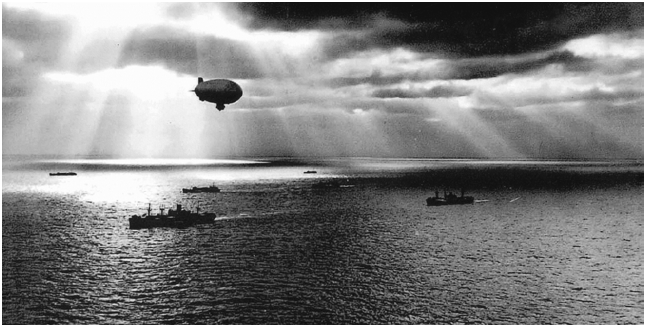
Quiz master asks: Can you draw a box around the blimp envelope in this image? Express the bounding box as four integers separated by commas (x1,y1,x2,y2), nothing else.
193,77,243,111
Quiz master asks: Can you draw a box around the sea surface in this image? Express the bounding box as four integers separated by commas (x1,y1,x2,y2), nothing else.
2,156,643,324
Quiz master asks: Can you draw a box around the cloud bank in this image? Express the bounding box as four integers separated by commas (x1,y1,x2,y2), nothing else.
2,3,643,159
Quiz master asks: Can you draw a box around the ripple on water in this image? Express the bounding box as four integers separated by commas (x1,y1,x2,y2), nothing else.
3,175,644,324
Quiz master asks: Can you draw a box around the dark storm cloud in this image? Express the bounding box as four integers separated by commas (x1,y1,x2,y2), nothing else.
2,4,72,97
117,26,263,78
331,50,592,88
237,3,642,58
331,70,420,87
373,84,472,99
449,50,592,80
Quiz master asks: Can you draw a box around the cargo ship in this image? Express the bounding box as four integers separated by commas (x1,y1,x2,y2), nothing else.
426,190,474,206
129,204,216,229
49,172,77,176
182,185,221,193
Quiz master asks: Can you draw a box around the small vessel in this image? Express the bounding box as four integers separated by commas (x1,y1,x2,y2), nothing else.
129,204,216,229
49,172,77,176
182,184,221,193
426,190,474,206
304,170,317,174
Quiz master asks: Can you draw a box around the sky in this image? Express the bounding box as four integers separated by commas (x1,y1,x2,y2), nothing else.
2,2,643,159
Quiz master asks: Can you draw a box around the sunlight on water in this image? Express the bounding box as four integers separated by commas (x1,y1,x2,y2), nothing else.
190,167,336,182
38,158,268,166
77,172,161,204
29,172,161,204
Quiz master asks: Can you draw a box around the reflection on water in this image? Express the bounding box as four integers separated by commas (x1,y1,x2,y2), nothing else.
37,158,269,166
2,157,644,324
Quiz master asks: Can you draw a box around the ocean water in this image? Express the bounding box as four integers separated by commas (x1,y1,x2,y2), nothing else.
2,156,643,324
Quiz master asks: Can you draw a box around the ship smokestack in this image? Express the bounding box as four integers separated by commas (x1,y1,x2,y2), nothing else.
177,204,182,212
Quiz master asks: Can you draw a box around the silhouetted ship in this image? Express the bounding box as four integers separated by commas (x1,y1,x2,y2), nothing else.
304,170,317,174
129,204,216,229
182,185,221,193
426,190,474,206
49,172,77,176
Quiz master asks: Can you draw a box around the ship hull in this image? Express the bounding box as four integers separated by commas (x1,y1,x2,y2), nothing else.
426,196,474,206
129,212,216,229
182,187,220,193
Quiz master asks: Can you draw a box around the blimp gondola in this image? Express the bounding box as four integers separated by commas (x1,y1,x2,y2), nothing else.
191,77,243,111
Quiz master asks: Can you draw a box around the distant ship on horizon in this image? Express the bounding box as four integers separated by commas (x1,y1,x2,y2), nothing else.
182,185,221,193
49,172,77,176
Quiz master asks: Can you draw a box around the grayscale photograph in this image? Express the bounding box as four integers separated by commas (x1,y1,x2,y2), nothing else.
2,2,643,324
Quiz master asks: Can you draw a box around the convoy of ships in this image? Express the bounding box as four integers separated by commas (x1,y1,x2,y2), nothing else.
127,181,475,229
47,169,477,228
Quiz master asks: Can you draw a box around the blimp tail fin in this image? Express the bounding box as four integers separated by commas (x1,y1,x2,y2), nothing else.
198,77,203,84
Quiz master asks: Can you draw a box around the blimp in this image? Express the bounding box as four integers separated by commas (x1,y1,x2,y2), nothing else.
191,77,243,111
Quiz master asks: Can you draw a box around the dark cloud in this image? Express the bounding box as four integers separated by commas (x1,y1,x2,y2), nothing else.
331,50,592,88
237,3,642,58
594,57,644,76
117,26,263,78
373,84,472,99
236,3,393,30
580,88,644,103
331,70,420,87
449,50,592,80
194,36,264,79
2,4,72,65
118,27,199,74
2,5,72,97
